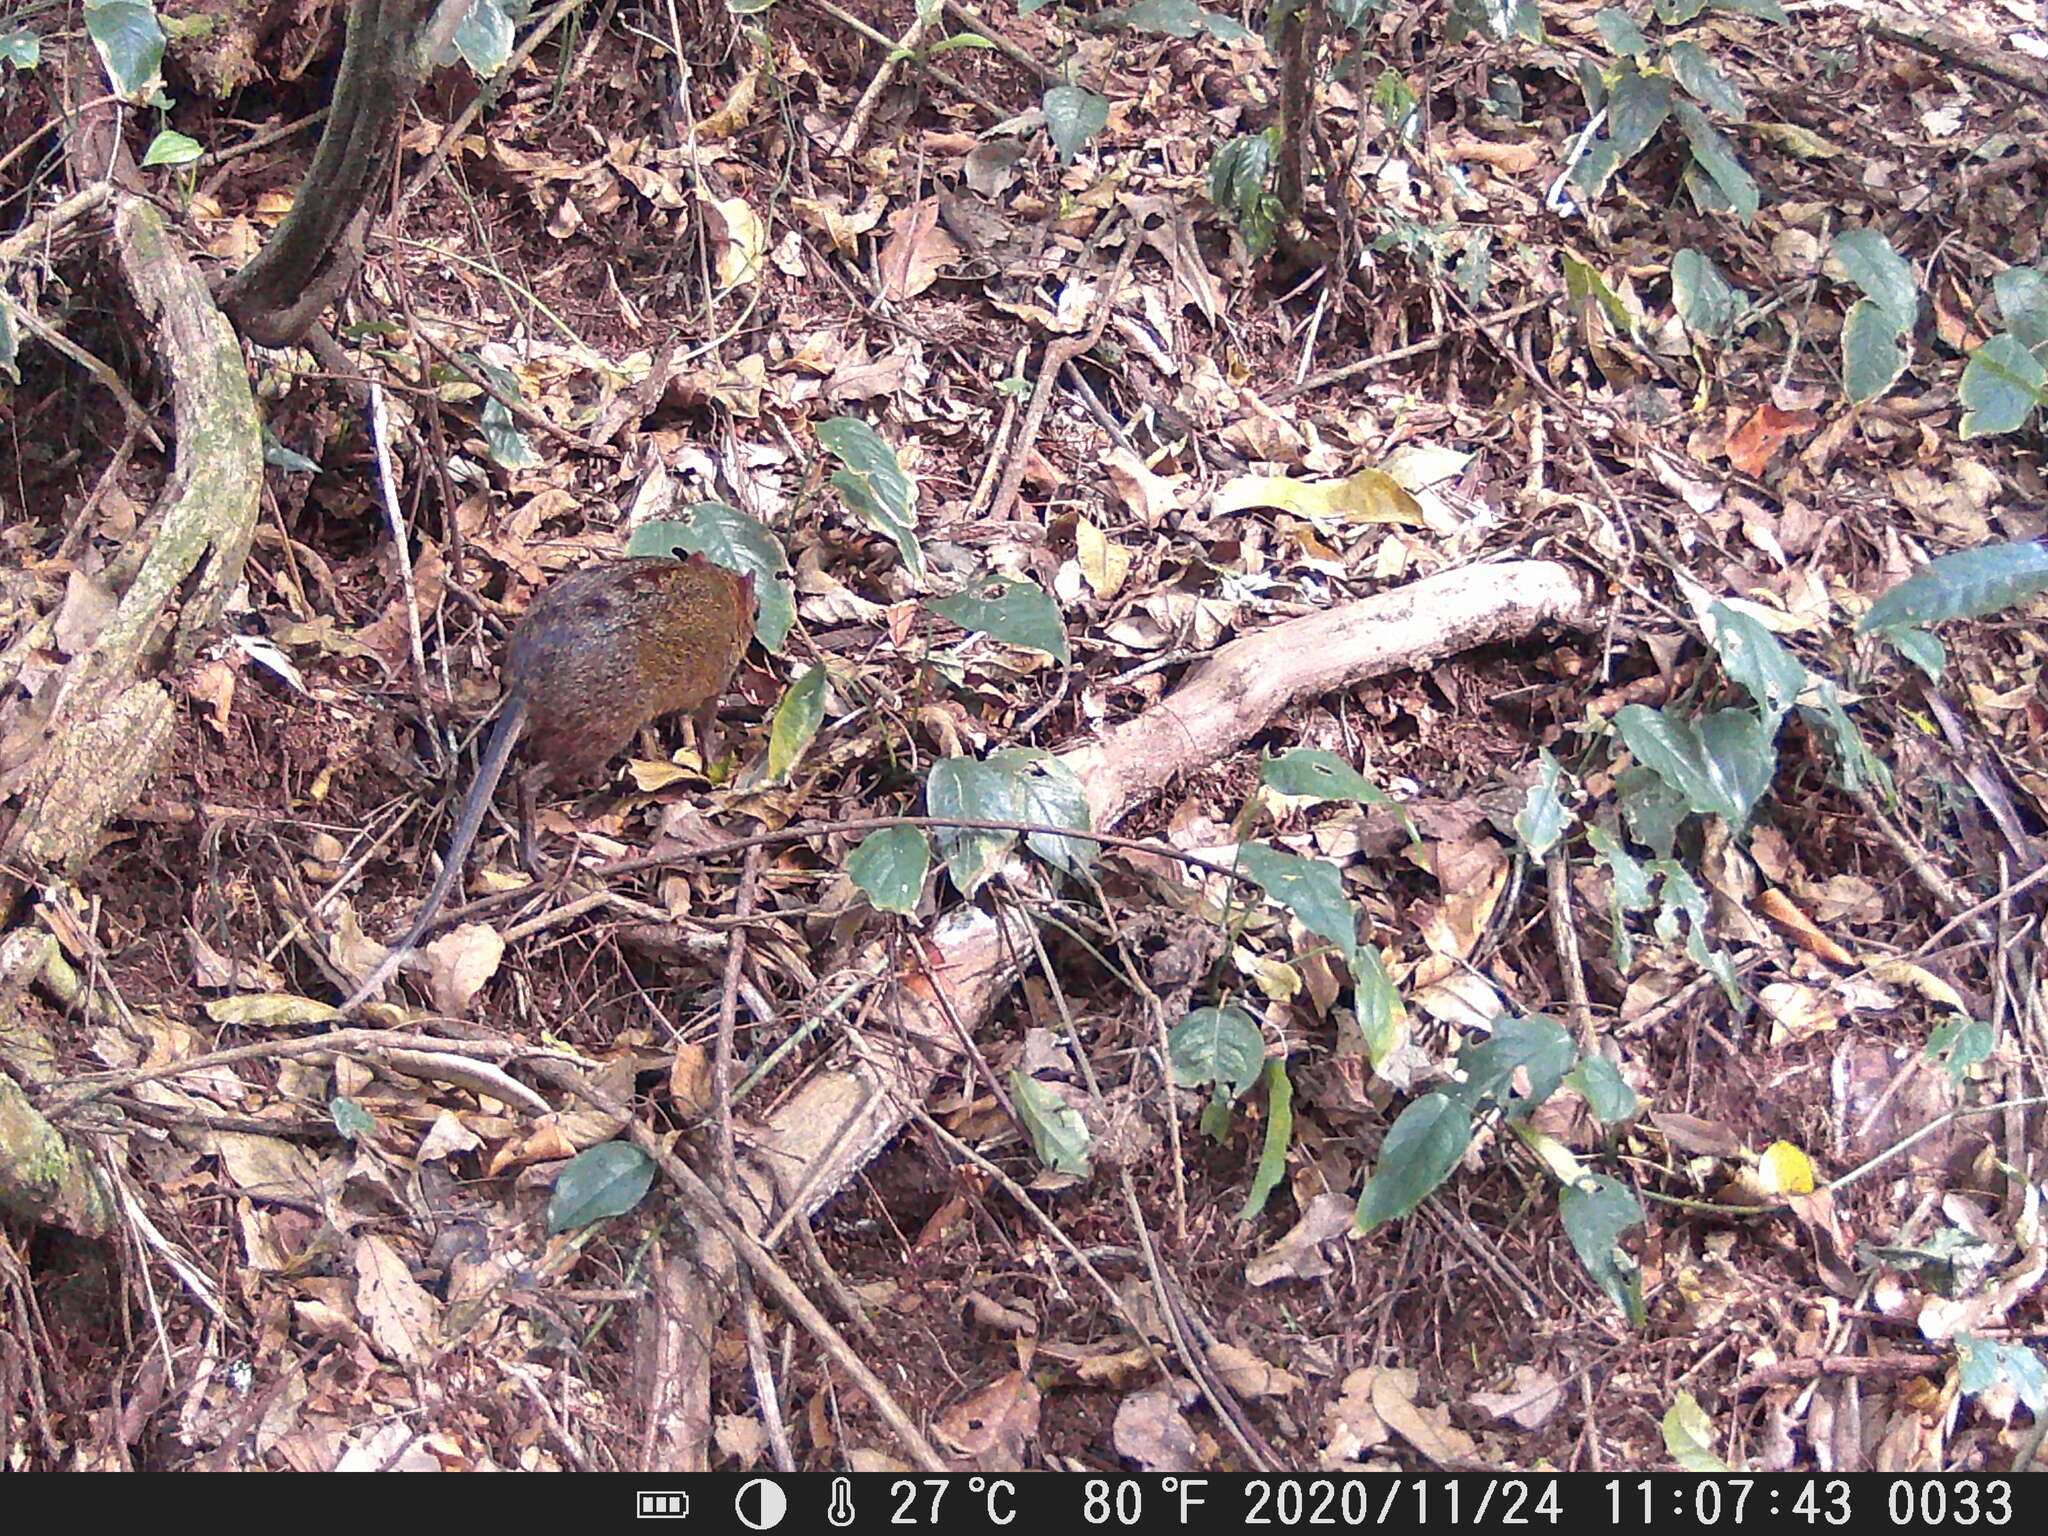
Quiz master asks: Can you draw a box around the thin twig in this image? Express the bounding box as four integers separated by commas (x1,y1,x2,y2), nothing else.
801,0,1006,120
838,7,933,156
987,235,1138,526
940,1,1058,84
367,380,432,697
397,0,590,212
0,293,164,450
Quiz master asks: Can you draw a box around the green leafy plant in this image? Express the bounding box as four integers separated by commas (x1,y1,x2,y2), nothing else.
844,749,1096,911
0,30,42,70
1207,130,1285,257
1958,267,2048,438
817,415,922,579
926,573,1069,663
1565,2,1787,222
1832,227,1917,403
1107,0,1253,41
1670,247,1751,341
85,0,166,104
1356,1012,1647,1319
1043,83,1109,164
1857,539,2048,681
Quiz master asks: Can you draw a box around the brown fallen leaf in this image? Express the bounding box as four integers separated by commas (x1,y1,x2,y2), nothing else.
934,1369,1041,1468
877,197,961,301
1470,1366,1566,1429
1725,403,1820,477
1112,1380,1200,1472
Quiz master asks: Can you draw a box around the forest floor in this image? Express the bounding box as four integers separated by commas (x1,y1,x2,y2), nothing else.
0,0,2044,1475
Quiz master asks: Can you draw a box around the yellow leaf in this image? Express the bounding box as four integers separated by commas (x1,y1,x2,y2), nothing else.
1213,468,1424,528
1757,1139,1816,1196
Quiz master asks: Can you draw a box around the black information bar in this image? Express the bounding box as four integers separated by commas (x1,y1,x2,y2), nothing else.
34,1472,2034,1529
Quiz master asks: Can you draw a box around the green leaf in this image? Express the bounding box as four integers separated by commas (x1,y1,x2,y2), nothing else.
1924,1017,1992,1083
1842,298,1909,403
85,0,165,102
1356,1093,1470,1231
1877,623,1946,681
1674,99,1757,223
1454,228,1493,304
1708,0,1786,17
1585,823,1649,968
1833,227,1917,334
1570,139,1622,200
1260,748,1391,807
1607,69,1672,161
927,574,1070,663
1958,333,2047,440
1615,765,1688,858
1234,843,1361,976
627,505,795,652
1671,248,1746,339
1568,1057,1638,1124
925,756,1019,897
1,31,42,69
1654,861,1743,1007
1594,6,1648,57
1859,540,2048,630
1452,1014,1576,1120
1681,161,1734,217
1002,750,1096,876
1653,0,1706,20
1795,675,1892,794
1662,1391,1732,1471
262,432,319,472
330,1096,376,1141
1010,1072,1092,1178
1562,1174,1646,1323
1514,749,1574,860
546,1141,656,1233
1668,40,1745,117
1168,1005,1266,1102
1329,0,1382,33
1586,824,1653,911
1448,0,1539,43
141,128,202,167
1956,1332,2048,1416
1993,266,2048,352
1117,0,1254,40
817,416,921,579
1208,133,1274,220
1564,252,1633,336
1373,69,1419,138
1043,85,1108,163
848,825,930,914
924,750,1093,889
1614,703,1774,826
766,663,826,784
1238,1058,1294,1224
451,0,515,74
470,357,540,469
1352,944,1405,1072
1707,604,1806,729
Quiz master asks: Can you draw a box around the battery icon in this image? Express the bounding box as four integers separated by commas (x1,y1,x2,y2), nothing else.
637,1491,690,1518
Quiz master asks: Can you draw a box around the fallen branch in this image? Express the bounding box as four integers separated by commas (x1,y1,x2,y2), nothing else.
1862,5,2048,100
736,559,1599,1228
